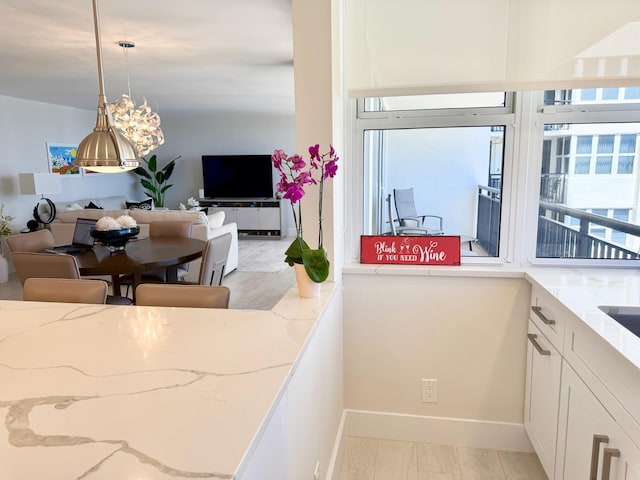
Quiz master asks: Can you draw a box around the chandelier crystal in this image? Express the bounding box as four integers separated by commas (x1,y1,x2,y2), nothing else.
109,94,165,156
108,40,164,157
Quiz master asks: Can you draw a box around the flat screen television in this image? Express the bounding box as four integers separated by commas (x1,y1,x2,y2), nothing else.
202,154,274,199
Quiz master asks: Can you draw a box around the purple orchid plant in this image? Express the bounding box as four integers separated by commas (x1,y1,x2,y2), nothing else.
271,144,339,283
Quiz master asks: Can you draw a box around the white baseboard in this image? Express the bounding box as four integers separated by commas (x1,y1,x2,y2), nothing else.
340,409,533,452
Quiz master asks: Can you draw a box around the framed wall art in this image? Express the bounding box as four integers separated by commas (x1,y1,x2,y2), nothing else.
46,143,81,176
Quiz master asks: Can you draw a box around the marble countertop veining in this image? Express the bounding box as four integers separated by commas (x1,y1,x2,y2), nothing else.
525,267,640,370
0,284,336,480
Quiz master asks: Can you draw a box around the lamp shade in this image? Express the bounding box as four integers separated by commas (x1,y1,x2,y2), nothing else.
18,173,62,195
75,114,140,173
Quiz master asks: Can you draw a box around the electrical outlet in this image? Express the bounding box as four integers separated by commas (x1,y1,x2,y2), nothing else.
313,460,320,480
421,378,438,403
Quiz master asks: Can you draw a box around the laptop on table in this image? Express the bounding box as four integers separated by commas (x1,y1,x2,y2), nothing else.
43,218,97,254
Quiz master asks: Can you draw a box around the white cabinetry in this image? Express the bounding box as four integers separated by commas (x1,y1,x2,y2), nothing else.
556,363,640,480
201,199,282,237
524,320,562,477
525,285,640,480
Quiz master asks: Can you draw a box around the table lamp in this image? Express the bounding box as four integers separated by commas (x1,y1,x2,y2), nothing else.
19,173,62,229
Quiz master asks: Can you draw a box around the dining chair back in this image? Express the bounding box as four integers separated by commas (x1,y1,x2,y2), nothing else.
119,221,194,296
135,284,230,308
11,251,80,285
12,251,132,305
23,277,108,304
149,221,193,238
196,233,232,286
5,229,55,254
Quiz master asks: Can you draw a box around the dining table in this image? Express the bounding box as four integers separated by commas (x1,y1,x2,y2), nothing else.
74,236,205,298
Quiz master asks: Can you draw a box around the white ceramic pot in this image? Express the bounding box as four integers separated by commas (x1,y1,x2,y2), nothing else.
293,263,321,298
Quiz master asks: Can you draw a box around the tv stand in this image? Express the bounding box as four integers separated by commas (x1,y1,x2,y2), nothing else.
199,198,283,238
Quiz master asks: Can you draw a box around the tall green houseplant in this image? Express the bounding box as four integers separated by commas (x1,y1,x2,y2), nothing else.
133,154,181,208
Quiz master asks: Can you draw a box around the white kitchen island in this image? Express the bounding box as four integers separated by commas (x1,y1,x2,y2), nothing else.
0,283,343,480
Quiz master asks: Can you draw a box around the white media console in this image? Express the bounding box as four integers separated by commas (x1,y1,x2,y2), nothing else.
199,198,283,238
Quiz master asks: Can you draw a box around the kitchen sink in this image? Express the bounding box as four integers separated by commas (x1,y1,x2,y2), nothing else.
598,305,640,337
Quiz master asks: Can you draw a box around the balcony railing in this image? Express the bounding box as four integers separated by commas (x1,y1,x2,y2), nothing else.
477,185,501,256
539,173,567,203
475,189,640,259
537,201,640,259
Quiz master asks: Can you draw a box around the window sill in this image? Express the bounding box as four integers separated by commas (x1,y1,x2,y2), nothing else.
342,262,526,279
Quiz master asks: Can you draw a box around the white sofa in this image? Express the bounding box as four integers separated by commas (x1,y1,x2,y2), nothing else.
48,196,238,282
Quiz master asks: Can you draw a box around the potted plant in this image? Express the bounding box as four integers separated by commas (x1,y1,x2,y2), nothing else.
271,144,339,296
0,203,14,283
133,154,181,208
0,203,13,239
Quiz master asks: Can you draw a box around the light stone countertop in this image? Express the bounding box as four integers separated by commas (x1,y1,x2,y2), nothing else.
0,283,337,480
525,267,640,370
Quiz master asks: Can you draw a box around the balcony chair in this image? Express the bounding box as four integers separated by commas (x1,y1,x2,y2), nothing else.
23,277,108,304
393,187,443,235
135,284,231,308
11,252,131,305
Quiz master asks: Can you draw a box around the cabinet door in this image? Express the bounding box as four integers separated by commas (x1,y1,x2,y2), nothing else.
235,208,259,230
524,320,562,479
257,207,281,230
210,207,237,225
556,363,640,480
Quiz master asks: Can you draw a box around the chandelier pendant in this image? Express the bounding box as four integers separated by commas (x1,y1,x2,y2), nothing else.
109,40,164,156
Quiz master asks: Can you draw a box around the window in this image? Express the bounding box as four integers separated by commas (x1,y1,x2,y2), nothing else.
537,89,640,260
574,136,592,174
357,93,513,260
618,134,636,174
353,87,640,266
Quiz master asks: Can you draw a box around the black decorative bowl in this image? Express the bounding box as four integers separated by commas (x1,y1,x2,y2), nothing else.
91,227,140,252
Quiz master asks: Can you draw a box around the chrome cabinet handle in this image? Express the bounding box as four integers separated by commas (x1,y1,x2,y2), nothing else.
527,333,550,355
601,447,620,480
590,434,609,480
531,305,556,325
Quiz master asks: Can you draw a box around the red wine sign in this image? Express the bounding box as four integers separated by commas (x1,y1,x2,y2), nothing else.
360,235,461,266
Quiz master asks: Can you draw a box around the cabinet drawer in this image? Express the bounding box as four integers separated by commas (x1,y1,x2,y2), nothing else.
530,286,566,353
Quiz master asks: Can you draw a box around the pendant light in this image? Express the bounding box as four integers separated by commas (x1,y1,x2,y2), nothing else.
74,0,140,173
109,40,165,156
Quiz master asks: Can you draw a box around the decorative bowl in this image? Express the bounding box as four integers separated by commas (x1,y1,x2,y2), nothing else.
90,227,140,253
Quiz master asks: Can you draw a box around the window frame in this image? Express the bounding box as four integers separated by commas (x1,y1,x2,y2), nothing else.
351,93,517,265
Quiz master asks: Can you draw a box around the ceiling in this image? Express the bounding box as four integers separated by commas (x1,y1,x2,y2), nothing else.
0,0,295,117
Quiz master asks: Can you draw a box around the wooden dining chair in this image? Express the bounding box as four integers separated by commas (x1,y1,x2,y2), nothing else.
135,283,230,308
11,252,131,305
23,277,108,304
119,220,194,296
5,229,55,254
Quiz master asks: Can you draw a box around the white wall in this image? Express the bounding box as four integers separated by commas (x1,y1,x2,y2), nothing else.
0,95,140,233
0,95,296,235
343,273,530,425
145,112,296,231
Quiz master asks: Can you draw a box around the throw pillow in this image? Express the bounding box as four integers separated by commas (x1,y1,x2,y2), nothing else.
85,201,103,209
207,211,225,228
64,202,84,211
126,198,153,210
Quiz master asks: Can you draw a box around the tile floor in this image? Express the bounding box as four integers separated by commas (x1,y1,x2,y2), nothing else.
333,436,547,480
